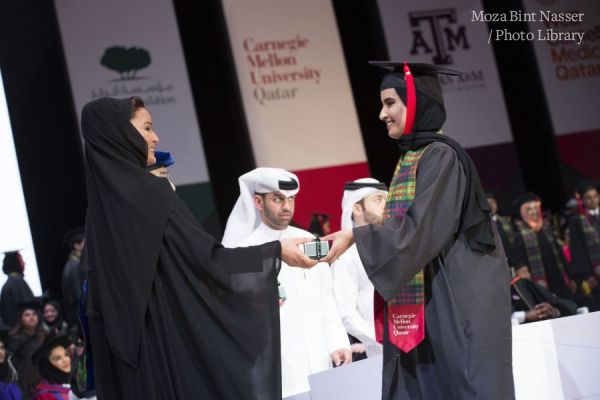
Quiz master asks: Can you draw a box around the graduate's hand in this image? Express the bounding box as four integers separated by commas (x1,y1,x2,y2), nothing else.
319,229,354,264
526,302,555,321
331,348,352,367
280,238,318,268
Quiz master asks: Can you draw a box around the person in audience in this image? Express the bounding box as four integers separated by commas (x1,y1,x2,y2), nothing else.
308,214,331,238
486,192,515,257
31,336,72,400
1,252,35,328
568,181,600,309
510,265,577,324
61,229,84,328
222,167,351,398
510,193,576,302
40,301,68,337
0,329,22,400
8,301,45,399
80,96,312,399
332,178,387,361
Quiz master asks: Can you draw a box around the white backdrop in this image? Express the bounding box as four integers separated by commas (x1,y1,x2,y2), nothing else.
0,69,42,295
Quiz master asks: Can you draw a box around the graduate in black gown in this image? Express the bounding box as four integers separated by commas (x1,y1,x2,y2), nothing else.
509,193,575,302
0,252,35,328
322,62,514,399
80,96,314,399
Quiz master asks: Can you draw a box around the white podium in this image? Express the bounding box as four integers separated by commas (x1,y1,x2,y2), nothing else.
283,312,600,400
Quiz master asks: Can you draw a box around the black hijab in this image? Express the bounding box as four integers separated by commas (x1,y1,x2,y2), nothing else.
81,97,176,366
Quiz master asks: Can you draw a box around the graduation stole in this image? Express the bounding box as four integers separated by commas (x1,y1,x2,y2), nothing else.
375,145,430,353
579,214,600,276
516,220,570,288
498,215,516,246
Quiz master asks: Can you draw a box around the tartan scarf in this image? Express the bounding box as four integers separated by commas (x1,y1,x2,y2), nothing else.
376,145,430,353
579,214,600,273
516,220,570,288
498,215,515,246
383,146,430,305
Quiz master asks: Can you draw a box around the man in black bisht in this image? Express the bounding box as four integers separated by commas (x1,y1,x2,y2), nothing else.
321,62,514,399
0,251,35,327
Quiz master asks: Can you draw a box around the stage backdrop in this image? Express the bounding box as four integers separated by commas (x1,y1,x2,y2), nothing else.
0,69,42,295
222,0,369,231
376,0,523,205
53,0,218,228
523,0,600,181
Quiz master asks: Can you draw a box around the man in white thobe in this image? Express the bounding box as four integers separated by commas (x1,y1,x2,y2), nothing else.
331,178,387,358
222,167,351,398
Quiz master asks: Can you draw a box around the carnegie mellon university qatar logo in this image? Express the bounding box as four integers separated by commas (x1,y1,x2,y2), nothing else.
100,46,151,81
409,9,470,65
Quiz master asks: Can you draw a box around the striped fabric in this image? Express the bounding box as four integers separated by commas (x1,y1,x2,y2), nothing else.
516,220,570,288
384,146,430,307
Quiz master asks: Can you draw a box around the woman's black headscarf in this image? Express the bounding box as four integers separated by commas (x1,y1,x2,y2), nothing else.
32,335,72,384
81,97,176,366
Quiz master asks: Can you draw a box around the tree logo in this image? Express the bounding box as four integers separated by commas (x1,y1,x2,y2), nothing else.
100,46,151,80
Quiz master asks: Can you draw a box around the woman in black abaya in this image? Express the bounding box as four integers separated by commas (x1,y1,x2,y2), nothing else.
81,97,314,399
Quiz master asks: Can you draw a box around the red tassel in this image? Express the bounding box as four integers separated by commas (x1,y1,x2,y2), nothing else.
403,62,416,135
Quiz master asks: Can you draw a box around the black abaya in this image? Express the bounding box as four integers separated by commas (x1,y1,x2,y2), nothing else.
81,98,282,399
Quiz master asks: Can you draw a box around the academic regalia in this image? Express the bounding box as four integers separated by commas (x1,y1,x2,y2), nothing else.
353,62,514,399
81,98,282,399
0,253,35,328
510,276,577,322
239,223,350,398
509,194,575,302
0,329,22,400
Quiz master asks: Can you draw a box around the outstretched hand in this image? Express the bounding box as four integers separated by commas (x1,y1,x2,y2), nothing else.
319,229,354,264
280,237,318,268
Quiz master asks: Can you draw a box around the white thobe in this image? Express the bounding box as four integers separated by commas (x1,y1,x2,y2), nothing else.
331,244,382,357
238,223,350,398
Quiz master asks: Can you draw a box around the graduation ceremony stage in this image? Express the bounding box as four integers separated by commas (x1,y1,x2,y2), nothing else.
284,312,600,400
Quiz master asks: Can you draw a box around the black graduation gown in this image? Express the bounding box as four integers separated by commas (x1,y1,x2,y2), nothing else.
0,275,35,327
88,198,281,400
61,254,82,327
511,277,577,317
354,143,514,400
8,333,42,399
510,228,574,301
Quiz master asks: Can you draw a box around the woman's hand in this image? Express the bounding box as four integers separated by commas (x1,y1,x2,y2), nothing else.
319,229,354,264
280,238,318,268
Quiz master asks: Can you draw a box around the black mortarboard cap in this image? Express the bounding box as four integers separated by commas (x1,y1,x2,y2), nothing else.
63,228,85,249
370,61,461,106
32,335,72,365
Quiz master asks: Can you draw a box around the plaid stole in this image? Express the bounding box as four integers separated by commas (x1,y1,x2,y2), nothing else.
516,220,570,288
498,215,515,246
375,146,429,353
580,214,600,277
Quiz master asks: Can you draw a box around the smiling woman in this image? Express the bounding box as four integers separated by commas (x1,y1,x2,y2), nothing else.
128,96,158,166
